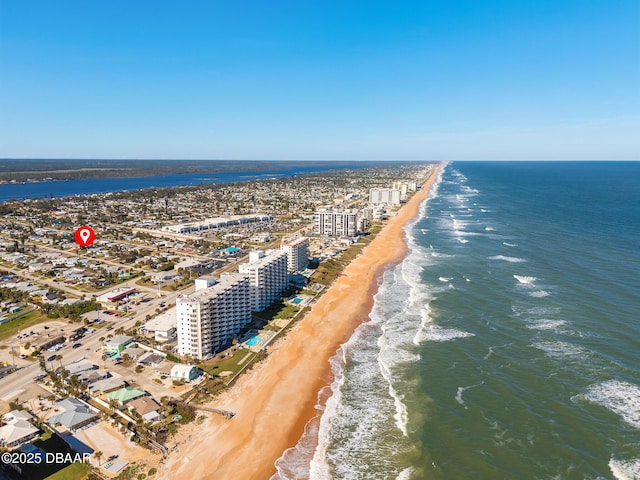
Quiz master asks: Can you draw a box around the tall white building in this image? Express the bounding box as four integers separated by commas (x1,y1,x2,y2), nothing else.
280,237,310,273
369,188,401,205
313,209,359,237
239,250,289,311
176,273,251,359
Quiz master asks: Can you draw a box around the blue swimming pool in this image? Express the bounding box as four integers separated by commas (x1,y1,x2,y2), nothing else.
246,336,262,347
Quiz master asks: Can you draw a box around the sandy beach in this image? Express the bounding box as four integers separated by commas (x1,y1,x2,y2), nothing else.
160,163,441,480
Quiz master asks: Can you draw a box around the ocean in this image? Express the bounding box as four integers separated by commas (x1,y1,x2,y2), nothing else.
274,162,640,480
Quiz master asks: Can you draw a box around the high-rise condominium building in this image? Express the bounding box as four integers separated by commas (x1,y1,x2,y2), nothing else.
239,250,289,311
176,273,251,360
313,209,359,237
369,188,402,205
280,237,310,273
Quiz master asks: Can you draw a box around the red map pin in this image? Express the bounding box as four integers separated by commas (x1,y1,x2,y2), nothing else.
75,226,96,247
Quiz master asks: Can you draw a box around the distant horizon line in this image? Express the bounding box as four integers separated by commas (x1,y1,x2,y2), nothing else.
0,158,638,162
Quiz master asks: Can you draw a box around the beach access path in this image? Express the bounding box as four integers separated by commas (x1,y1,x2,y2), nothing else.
159,163,442,480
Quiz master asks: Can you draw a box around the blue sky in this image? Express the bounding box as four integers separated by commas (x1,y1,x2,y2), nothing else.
0,0,638,160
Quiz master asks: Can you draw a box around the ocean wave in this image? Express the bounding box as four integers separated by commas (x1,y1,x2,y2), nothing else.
451,169,468,182
513,305,562,317
529,290,551,298
438,277,452,282
514,275,536,285
307,345,347,480
461,185,479,194
526,319,568,332
502,242,517,247
273,414,322,479
455,382,484,409
489,255,526,263
396,467,415,480
582,380,640,429
531,341,591,360
414,325,475,343
377,331,415,437
609,457,640,480
484,226,495,231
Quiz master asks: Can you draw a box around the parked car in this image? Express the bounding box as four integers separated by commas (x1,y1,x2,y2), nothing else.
72,343,81,349
46,355,56,362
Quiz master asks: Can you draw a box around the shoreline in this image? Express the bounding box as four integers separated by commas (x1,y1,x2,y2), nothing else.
160,163,442,480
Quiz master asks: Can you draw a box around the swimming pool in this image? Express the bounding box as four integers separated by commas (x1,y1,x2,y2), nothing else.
246,336,262,347
292,298,302,304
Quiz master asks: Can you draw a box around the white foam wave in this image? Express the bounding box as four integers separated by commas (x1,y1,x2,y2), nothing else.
489,255,526,263
455,382,484,409
484,226,495,231
483,346,494,360
583,380,640,429
438,277,452,282
457,238,469,244
377,333,412,437
514,275,536,285
514,305,562,317
609,458,640,480
308,345,347,480
532,341,591,360
526,319,568,332
451,169,468,182
396,467,415,480
415,325,474,343
481,208,490,213
274,414,322,479
529,290,551,298
503,242,517,247
461,185,479,194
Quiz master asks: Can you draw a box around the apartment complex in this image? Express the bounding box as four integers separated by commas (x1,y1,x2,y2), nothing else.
392,180,418,193
280,237,310,273
239,250,289,311
313,209,359,237
369,188,401,205
176,273,251,359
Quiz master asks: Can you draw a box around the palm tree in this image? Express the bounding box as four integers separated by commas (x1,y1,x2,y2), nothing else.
55,354,63,370
94,450,103,466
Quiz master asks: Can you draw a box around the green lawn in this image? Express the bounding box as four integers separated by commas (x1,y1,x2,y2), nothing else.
252,301,299,321
44,461,91,480
198,348,256,377
0,309,51,342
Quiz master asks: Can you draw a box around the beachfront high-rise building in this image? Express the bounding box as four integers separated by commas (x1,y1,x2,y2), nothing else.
313,208,359,237
392,180,418,193
280,237,310,273
239,250,289,311
176,273,251,359
369,188,402,205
